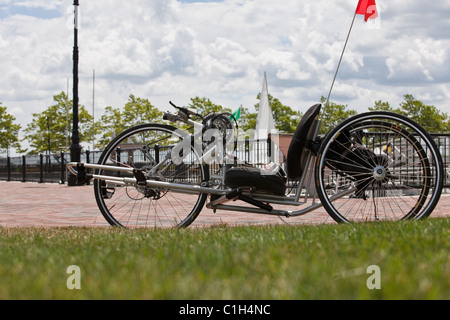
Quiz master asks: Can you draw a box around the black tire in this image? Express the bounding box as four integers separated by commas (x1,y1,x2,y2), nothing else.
315,112,443,223
94,123,209,228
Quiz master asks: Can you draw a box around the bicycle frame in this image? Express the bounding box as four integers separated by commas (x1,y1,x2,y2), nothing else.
67,116,356,219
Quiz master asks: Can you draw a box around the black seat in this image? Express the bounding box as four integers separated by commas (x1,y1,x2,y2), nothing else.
286,104,322,180
225,166,287,195
224,104,322,195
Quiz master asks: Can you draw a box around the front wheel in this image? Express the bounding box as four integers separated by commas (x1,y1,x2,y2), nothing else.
94,123,209,228
315,112,443,223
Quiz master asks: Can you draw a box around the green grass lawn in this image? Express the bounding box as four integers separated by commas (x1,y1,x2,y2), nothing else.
0,218,448,300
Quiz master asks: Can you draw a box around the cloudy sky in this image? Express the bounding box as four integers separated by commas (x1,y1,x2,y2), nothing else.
1,0,449,140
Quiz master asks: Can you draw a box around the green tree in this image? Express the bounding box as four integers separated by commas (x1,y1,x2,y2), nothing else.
96,95,162,149
0,103,22,155
239,106,258,132
370,94,449,133
96,106,125,149
23,92,93,154
369,100,394,112
123,94,163,126
187,97,231,116
250,94,302,133
399,94,448,133
319,97,357,134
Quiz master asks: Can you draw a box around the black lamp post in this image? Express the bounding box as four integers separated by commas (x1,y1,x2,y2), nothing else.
47,116,51,157
68,0,81,186
47,116,51,170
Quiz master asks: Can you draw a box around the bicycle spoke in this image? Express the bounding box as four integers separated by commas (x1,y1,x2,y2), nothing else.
94,124,208,228
317,113,443,223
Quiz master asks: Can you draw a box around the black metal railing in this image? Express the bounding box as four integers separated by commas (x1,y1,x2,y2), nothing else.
432,134,450,188
0,150,103,184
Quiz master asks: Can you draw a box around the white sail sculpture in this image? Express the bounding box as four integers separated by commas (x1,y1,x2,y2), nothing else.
255,72,275,140
254,73,281,166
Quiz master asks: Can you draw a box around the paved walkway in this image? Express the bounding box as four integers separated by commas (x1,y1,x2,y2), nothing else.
0,181,449,228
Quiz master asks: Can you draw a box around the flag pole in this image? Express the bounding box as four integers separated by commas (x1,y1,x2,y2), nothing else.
326,12,357,107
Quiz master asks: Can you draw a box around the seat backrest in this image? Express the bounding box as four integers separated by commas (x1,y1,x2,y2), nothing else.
286,104,322,180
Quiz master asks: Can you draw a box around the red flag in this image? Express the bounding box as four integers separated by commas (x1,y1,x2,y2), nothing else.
356,0,378,22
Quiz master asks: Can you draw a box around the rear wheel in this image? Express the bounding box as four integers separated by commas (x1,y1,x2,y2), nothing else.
94,123,208,228
315,112,443,223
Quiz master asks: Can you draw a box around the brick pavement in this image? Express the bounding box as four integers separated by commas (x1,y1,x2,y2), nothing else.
0,181,448,228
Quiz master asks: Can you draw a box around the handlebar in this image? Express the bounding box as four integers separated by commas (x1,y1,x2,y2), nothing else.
170,101,202,118
163,111,184,123
163,101,203,124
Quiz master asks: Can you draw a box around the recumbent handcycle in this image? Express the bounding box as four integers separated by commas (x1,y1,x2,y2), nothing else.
68,102,444,228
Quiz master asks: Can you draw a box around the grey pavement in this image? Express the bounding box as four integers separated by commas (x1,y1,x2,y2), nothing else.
0,181,448,228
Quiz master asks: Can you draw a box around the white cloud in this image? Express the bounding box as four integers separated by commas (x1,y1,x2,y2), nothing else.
0,0,449,138
13,0,63,10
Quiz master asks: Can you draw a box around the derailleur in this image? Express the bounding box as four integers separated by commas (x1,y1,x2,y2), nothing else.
136,185,162,200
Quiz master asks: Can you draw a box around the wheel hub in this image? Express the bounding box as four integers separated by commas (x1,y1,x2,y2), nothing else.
373,165,387,181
